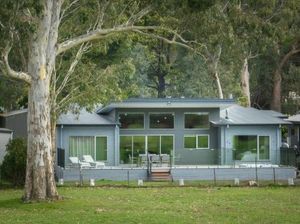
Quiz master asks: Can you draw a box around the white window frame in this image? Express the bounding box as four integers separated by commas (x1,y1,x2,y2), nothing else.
146,134,175,155
119,135,147,164
94,135,108,162
149,112,175,130
184,134,210,149
232,135,271,161
118,112,145,130
184,112,210,130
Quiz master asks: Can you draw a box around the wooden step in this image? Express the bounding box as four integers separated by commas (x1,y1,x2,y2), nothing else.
149,170,172,181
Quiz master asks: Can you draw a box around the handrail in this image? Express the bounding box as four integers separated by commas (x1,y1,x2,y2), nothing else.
147,154,152,177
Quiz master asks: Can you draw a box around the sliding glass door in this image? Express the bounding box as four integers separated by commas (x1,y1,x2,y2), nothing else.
233,135,270,161
119,135,173,164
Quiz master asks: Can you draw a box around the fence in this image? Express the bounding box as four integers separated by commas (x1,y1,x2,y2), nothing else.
280,147,300,169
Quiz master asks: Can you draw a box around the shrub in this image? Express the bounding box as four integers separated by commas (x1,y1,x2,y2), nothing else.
0,138,27,186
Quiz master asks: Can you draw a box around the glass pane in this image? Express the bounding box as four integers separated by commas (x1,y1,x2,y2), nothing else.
69,137,77,157
185,113,209,129
133,136,146,158
148,136,160,154
198,135,209,148
149,113,174,129
184,136,196,148
120,136,132,164
161,136,173,154
69,136,94,159
233,136,257,161
96,137,107,161
259,136,270,160
119,113,144,129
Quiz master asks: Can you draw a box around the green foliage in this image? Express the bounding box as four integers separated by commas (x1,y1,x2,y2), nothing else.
0,138,27,186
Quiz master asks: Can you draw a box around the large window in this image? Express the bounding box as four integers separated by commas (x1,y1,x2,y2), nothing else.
149,113,174,129
69,136,108,161
184,135,209,149
185,113,209,129
119,113,144,129
69,136,95,158
148,135,174,155
233,135,270,161
120,135,173,164
120,136,146,164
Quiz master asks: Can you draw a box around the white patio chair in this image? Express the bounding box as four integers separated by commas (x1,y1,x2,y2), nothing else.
150,154,160,164
82,155,105,168
69,157,91,169
160,154,170,164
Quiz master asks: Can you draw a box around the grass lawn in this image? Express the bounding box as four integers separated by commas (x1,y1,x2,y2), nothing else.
0,186,300,224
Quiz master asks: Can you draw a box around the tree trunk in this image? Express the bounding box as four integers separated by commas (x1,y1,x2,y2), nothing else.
214,71,224,99
241,58,251,107
24,78,58,201
23,0,60,201
271,69,282,112
270,46,300,112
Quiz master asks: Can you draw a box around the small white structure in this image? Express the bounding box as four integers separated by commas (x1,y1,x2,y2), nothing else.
137,179,143,186
0,128,13,163
288,178,294,186
90,179,95,186
234,178,240,186
179,179,184,186
58,178,64,186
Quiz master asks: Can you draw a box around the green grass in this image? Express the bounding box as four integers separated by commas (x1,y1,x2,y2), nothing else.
0,186,300,224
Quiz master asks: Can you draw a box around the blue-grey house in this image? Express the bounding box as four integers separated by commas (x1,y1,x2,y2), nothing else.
56,98,291,169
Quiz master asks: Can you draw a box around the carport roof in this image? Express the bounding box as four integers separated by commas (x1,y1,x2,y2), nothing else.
287,114,300,124
211,105,291,126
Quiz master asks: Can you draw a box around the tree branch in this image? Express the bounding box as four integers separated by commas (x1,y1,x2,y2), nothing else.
0,44,31,84
55,43,89,97
57,25,157,55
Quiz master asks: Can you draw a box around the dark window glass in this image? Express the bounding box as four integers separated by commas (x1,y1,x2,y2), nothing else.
197,135,209,149
119,113,144,129
120,136,132,164
150,113,174,129
259,136,270,160
161,136,173,154
184,136,196,148
148,136,160,154
96,136,107,161
233,136,257,161
185,113,209,129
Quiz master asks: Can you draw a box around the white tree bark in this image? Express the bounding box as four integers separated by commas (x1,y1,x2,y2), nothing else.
23,0,61,201
214,71,224,99
240,58,251,107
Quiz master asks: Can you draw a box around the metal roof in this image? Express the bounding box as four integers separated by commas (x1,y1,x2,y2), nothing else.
57,109,116,125
262,110,288,118
0,109,28,117
211,105,291,126
97,98,235,114
287,114,300,124
0,128,13,133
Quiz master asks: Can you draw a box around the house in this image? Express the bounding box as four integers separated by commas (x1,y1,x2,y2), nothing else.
56,98,291,167
0,128,13,163
0,109,28,139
